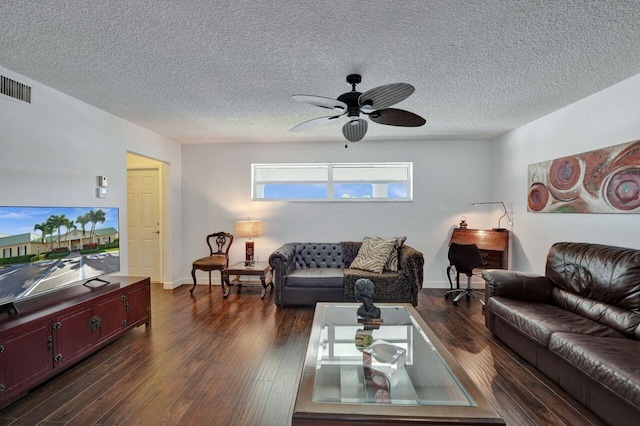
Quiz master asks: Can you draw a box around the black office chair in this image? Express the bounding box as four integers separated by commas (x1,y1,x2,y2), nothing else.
444,243,487,309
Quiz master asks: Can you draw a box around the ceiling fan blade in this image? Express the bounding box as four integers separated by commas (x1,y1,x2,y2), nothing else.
291,95,347,111
342,119,368,142
369,108,426,127
290,115,343,132
358,83,415,110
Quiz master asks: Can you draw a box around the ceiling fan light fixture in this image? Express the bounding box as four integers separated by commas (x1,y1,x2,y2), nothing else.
342,119,367,142
290,75,425,142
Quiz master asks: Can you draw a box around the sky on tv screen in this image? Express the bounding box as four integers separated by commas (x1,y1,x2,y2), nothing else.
0,206,118,236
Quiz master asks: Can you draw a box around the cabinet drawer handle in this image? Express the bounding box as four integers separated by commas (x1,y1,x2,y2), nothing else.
89,316,102,332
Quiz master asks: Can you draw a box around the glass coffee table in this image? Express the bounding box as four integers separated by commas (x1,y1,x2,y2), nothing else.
293,303,504,425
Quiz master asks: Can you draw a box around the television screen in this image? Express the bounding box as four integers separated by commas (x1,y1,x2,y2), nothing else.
0,206,120,312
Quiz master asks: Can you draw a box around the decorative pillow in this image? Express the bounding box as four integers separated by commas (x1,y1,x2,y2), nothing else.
350,237,397,274
341,241,362,268
378,236,407,271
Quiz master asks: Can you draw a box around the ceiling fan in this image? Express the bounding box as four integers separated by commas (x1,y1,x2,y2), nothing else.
290,74,426,144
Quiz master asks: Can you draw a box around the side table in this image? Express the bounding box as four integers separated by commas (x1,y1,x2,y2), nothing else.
222,261,273,299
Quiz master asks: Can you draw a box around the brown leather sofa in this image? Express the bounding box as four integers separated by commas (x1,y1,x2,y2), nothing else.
482,242,640,426
269,241,424,307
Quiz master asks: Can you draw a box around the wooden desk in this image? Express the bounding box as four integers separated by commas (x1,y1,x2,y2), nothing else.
449,228,509,269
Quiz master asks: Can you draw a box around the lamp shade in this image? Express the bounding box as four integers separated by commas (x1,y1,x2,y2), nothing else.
235,220,264,239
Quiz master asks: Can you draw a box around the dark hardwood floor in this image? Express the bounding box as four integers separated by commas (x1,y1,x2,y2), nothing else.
0,284,606,425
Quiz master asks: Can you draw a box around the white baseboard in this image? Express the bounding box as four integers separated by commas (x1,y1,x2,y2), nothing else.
423,280,486,290
163,279,184,290
162,277,221,290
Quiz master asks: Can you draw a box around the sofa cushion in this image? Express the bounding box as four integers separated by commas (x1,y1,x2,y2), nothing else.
192,254,226,270
293,243,343,268
286,268,344,288
551,287,640,338
350,237,397,274
487,297,625,346
546,242,640,310
549,332,640,408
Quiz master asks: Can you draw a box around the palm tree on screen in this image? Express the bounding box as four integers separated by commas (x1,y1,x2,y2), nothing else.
87,209,106,243
38,221,55,251
47,214,69,249
34,222,47,244
61,219,76,247
76,213,89,238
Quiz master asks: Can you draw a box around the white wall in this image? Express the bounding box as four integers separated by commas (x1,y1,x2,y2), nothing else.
181,139,493,288
492,73,640,273
0,65,183,287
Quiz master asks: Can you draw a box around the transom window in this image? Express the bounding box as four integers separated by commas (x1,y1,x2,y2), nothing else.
252,163,412,202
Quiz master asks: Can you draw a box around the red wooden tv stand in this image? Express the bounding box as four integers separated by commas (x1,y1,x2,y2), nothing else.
0,276,151,410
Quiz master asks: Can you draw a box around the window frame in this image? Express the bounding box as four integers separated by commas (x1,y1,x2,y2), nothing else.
251,162,413,202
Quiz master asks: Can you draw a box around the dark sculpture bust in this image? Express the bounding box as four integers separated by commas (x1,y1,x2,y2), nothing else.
355,278,381,319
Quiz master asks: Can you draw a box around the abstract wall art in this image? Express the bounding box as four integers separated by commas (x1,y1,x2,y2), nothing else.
528,139,640,213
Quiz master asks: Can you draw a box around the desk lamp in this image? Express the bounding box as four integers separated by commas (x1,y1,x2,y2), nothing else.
471,202,512,231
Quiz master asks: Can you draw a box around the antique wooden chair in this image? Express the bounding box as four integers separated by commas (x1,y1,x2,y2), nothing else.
190,232,233,294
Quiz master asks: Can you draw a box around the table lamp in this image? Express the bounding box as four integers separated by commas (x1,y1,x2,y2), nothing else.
235,219,264,266
471,202,512,231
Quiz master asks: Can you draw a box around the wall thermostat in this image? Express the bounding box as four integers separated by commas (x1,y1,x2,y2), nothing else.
98,176,108,187
97,187,109,198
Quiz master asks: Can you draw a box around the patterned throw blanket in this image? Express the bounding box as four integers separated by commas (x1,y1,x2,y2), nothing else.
341,241,423,303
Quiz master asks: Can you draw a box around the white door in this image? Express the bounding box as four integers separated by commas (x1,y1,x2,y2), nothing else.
127,168,161,282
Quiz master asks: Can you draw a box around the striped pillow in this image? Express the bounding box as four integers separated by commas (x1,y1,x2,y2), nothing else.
379,236,406,271
350,237,397,274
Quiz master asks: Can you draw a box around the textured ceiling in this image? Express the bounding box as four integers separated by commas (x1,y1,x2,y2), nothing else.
2,1,640,144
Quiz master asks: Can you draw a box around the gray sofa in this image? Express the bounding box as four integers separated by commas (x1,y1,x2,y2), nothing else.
482,242,640,426
268,241,424,307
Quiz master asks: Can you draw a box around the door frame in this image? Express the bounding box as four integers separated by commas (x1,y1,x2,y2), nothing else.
126,152,169,284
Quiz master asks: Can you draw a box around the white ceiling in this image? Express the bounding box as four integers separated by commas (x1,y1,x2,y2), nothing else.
2,1,640,144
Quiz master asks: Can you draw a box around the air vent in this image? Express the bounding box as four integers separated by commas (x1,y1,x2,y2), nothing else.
1,75,32,104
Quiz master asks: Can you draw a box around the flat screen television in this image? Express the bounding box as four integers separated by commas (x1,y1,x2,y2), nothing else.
0,206,120,314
